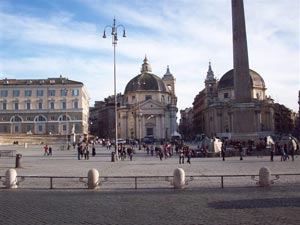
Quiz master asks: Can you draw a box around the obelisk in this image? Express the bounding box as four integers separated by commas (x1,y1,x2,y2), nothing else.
231,0,257,135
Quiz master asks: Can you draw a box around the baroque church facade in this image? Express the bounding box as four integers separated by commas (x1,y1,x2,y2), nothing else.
193,63,275,140
118,57,178,141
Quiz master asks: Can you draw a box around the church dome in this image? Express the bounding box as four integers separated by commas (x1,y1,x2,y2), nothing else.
218,69,265,89
124,57,167,94
124,73,167,94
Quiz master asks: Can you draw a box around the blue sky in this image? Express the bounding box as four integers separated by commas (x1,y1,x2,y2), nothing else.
0,0,299,114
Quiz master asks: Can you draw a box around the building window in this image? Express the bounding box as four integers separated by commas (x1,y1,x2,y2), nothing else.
61,101,67,109
12,115,22,122
14,102,19,110
2,102,7,110
14,125,19,133
3,125,8,133
26,102,31,110
49,101,55,109
146,128,153,136
145,95,152,100
26,125,31,132
224,93,229,98
50,125,55,133
13,90,20,97
1,90,8,97
37,90,44,97
38,125,43,132
25,90,32,97
73,101,78,109
38,102,43,110
48,90,56,96
72,89,79,96
61,89,68,96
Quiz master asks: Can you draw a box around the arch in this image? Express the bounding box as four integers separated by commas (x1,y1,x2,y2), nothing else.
58,114,71,121
34,115,47,122
10,115,23,122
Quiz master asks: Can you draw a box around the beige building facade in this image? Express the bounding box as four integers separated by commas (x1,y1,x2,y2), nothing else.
0,76,89,138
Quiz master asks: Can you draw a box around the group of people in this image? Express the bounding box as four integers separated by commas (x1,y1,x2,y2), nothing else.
43,144,52,156
77,142,96,160
272,142,297,162
118,145,134,161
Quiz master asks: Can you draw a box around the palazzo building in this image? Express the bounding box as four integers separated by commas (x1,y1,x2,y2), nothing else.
118,57,178,141
0,76,89,137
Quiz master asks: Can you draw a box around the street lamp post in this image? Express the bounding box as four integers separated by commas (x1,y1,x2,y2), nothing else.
103,18,126,161
62,88,69,150
138,106,142,150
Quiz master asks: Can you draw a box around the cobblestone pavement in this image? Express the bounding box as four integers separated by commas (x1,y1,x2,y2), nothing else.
1,186,300,225
1,144,300,224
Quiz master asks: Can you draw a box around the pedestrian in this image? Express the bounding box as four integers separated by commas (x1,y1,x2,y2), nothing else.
179,147,184,164
77,143,82,160
280,145,286,161
92,146,96,156
150,145,154,156
158,148,164,161
186,147,192,164
43,144,49,156
237,142,243,160
289,141,295,161
127,147,133,161
221,143,226,161
270,143,275,161
48,146,52,156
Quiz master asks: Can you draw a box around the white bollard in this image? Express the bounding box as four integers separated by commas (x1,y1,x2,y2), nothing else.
258,167,271,187
5,169,18,189
87,169,100,189
173,168,185,189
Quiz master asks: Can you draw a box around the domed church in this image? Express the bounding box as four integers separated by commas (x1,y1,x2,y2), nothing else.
118,57,178,141
193,62,275,139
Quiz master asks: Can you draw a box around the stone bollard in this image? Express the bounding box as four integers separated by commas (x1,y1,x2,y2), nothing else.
5,169,18,189
173,168,185,189
258,167,271,187
87,169,100,189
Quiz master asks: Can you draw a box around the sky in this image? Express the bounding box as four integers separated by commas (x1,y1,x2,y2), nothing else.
0,0,299,116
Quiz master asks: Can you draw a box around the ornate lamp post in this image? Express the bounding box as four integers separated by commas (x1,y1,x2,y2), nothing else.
103,18,126,161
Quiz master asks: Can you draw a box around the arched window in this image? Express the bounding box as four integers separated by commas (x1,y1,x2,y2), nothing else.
34,115,47,122
11,115,23,122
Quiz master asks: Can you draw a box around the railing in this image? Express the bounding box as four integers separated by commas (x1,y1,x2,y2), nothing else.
0,150,16,157
1,173,300,190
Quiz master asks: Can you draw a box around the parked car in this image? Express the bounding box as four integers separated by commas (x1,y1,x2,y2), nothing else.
143,136,154,144
117,138,126,145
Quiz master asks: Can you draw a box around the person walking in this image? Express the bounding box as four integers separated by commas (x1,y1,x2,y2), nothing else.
43,144,49,156
186,147,192,164
270,143,275,161
48,146,52,156
221,142,226,161
289,141,295,161
77,143,82,160
237,142,243,160
179,147,184,164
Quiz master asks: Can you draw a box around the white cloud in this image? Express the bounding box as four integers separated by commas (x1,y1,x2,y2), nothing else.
0,0,299,114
